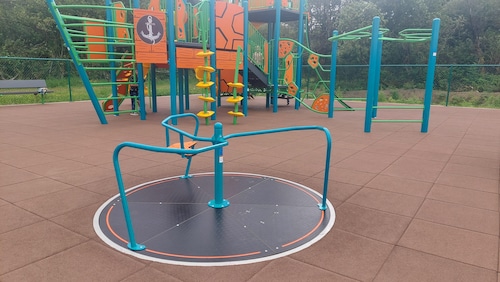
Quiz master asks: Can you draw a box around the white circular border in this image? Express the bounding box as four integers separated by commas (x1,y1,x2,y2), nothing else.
93,172,335,267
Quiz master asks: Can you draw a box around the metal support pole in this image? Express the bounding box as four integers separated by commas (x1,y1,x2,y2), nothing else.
328,31,338,118
209,0,217,120
421,18,441,133
184,69,190,110
364,17,380,133
178,69,184,114
137,65,146,120
167,0,178,123
272,0,281,113
151,64,157,112
295,0,305,110
208,123,230,208
242,0,249,116
372,31,384,118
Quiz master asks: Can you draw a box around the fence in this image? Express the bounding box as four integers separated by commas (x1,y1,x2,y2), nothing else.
0,56,77,102
1,56,499,108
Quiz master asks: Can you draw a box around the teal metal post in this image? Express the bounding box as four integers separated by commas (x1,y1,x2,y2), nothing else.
242,0,249,116
266,24,272,109
209,0,217,120
167,0,178,123
294,0,305,110
208,123,230,208
372,31,384,118
137,65,146,120
151,64,157,112
421,18,441,133
328,30,338,118
178,70,185,114
184,69,190,110
364,17,380,133
272,0,281,113
133,0,145,120
113,145,145,251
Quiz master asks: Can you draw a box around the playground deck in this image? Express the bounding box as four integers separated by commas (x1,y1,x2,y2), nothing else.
1,97,499,281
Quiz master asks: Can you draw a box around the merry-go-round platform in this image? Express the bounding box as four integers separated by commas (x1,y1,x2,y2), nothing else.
94,172,335,266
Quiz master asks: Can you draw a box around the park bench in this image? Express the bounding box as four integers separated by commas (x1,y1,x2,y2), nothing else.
0,80,53,104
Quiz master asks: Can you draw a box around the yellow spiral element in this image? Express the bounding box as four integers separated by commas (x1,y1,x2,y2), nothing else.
228,111,245,117
197,111,215,118
226,96,243,103
196,81,214,88
227,82,244,89
195,66,215,80
198,96,215,103
196,51,214,57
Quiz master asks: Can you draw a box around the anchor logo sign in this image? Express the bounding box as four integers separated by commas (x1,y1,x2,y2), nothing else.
137,15,163,44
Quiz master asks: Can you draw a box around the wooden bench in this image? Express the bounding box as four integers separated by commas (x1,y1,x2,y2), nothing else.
0,80,53,104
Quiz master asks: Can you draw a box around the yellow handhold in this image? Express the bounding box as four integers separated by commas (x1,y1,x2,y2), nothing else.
196,81,214,88
227,82,244,89
196,66,215,73
226,96,243,103
195,66,215,80
196,51,214,57
228,111,245,117
197,111,215,118
198,96,215,103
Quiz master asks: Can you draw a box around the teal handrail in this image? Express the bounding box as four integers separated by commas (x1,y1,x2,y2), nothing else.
113,113,332,251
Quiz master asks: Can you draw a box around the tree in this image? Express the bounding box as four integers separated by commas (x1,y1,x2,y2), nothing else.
441,0,500,65
335,1,383,65
307,0,342,55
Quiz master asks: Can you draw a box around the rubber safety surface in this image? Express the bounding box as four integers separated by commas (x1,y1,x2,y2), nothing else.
94,172,335,266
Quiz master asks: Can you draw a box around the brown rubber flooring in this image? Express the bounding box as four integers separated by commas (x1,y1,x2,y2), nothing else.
1,96,499,281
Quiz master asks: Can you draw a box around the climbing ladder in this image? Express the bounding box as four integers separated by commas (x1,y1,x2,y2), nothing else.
46,0,147,124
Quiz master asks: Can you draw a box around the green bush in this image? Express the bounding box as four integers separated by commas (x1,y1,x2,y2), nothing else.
390,90,400,100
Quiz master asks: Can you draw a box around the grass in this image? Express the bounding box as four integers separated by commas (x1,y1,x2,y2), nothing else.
1,81,499,109
342,89,500,109
0,79,200,106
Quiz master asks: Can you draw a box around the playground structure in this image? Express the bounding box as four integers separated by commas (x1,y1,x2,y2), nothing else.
47,0,440,132
94,113,335,265
46,0,315,125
